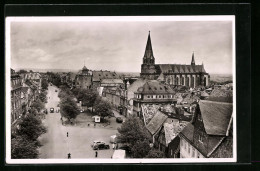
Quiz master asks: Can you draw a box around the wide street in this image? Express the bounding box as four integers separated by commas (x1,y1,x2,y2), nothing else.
38,85,119,159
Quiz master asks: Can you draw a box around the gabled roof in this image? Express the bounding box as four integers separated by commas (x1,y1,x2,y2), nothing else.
164,121,188,146
180,122,194,141
199,100,233,136
146,110,168,135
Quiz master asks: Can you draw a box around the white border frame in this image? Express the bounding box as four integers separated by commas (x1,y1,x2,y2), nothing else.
5,16,236,164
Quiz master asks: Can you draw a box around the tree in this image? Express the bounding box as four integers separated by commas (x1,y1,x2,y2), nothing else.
18,69,27,74
94,99,113,120
81,89,99,111
146,149,165,158
60,96,80,122
41,79,49,90
117,117,152,148
17,114,47,141
11,135,39,159
131,140,151,158
31,99,45,112
39,90,47,103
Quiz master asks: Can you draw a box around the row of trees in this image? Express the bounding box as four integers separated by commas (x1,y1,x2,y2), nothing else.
117,117,165,158
11,79,49,159
71,88,113,120
57,86,114,123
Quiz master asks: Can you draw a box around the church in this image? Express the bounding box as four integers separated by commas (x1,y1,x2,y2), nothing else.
140,32,210,88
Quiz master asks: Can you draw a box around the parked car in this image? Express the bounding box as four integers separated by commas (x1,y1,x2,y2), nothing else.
50,108,54,113
92,142,110,150
91,140,106,147
116,117,123,123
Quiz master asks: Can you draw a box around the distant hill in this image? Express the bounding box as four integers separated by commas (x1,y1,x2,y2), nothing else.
210,74,233,83
15,68,79,73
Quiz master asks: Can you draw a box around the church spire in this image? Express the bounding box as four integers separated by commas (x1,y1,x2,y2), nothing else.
191,52,195,66
143,31,155,64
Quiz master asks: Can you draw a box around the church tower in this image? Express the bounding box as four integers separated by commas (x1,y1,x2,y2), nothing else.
143,31,155,65
191,52,195,66
140,31,157,79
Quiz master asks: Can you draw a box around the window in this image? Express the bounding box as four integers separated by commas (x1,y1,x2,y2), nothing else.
192,147,195,157
199,135,203,143
147,95,150,98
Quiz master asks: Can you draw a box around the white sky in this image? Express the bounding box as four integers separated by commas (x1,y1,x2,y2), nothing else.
9,17,233,74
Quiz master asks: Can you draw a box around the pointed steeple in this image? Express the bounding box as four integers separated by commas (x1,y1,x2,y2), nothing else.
143,31,155,64
191,52,195,66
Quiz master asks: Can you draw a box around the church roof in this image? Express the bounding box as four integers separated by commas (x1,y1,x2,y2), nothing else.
155,64,207,74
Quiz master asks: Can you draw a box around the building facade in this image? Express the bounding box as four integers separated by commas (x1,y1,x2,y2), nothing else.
102,86,128,116
140,32,210,87
133,80,177,116
179,100,233,158
75,65,93,89
11,69,22,124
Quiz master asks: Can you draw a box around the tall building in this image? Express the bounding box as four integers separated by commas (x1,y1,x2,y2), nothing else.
11,69,22,124
140,32,210,87
75,65,92,89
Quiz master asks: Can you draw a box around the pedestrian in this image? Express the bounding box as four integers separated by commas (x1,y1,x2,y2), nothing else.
112,143,115,150
67,132,69,137
95,150,98,158
68,153,71,159
94,123,96,127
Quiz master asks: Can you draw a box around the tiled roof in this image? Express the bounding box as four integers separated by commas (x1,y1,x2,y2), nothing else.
136,80,175,94
92,71,119,82
127,78,148,100
155,64,207,75
21,87,29,93
164,121,188,146
201,91,209,97
199,100,233,136
180,122,194,141
146,110,168,135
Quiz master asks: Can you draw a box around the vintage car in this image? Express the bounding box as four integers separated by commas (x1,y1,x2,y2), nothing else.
50,108,54,113
116,117,123,123
92,142,110,150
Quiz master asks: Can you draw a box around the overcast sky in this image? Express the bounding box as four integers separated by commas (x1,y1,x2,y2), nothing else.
10,19,233,74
